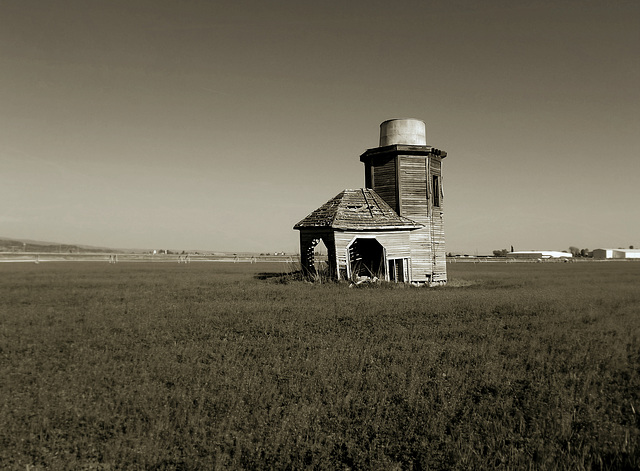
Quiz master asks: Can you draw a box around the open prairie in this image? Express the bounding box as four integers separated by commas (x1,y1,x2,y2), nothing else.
1,261,639,469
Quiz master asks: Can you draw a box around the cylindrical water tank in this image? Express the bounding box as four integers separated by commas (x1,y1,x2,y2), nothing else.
379,118,426,146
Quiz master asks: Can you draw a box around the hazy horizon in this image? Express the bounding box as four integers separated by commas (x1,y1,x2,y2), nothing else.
2,1,638,254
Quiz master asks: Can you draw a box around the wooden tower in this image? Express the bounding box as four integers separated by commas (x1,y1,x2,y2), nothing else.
360,119,447,283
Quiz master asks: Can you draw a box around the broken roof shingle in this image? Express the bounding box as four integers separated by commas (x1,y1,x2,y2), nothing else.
294,189,423,231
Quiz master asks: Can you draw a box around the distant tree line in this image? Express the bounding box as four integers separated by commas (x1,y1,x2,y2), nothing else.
568,247,592,257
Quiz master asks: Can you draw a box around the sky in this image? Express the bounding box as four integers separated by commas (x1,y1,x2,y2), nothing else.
1,0,638,254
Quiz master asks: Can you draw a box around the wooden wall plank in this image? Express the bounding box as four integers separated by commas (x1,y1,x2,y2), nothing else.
370,156,397,213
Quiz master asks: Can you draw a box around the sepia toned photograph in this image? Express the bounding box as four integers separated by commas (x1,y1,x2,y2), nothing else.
1,0,638,469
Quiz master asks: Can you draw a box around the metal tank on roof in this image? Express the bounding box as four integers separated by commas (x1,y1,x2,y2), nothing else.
379,118,426,146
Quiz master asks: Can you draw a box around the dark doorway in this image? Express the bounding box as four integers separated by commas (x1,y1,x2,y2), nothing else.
348,238,385,279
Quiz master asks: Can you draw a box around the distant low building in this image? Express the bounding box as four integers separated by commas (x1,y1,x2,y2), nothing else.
592,248,640,259
507,251,572,260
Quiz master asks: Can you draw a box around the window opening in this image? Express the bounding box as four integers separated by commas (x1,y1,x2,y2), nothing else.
432,175,441,208
388,258,408,283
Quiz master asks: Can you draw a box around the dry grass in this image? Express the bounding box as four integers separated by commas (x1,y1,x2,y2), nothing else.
1,261,639,469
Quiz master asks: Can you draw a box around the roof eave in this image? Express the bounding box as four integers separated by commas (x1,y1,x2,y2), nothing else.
330,224,423,231
295,223,423,231
360,144,447,162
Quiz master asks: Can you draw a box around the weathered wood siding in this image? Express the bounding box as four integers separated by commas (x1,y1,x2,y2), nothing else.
397,155,431,282
399,156,428,220
429,157,447,281
370,156,397,214
408,228,433,282
355,145,447,284
391,154,447,282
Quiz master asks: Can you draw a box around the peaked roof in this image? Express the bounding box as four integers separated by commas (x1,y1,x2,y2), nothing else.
294,189,423,231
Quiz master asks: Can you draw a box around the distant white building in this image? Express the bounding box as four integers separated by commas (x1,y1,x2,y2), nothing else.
592,248,640,259
507,250,573,260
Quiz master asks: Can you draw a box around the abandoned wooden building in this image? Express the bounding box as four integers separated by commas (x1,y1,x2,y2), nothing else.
294,118,448,284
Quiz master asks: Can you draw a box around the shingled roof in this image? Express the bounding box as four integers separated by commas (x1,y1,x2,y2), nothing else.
294,189,423,231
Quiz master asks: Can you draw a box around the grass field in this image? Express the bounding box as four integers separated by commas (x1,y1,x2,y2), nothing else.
1,261,639,470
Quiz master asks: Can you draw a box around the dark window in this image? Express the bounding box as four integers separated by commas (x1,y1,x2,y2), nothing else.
388,258,407,283
432,175,440,207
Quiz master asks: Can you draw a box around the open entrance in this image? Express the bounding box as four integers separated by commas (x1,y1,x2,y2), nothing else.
300,235,336,280
388,258,409,283
313,238,329,274
348,238,385,280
